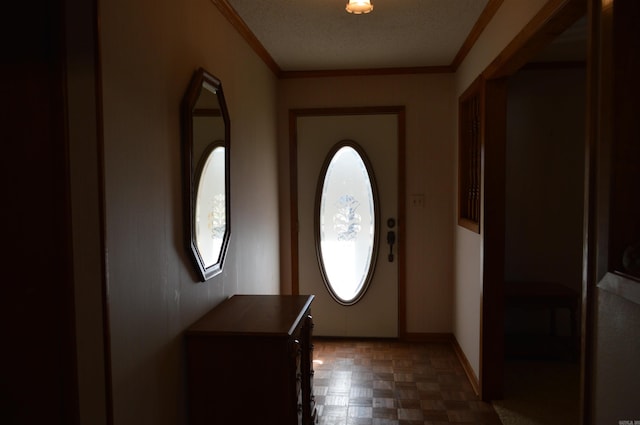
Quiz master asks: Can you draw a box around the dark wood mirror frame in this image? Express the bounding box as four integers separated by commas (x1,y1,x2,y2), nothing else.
182,68,231,281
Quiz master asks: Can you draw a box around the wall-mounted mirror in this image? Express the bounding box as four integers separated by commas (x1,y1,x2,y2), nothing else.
182,68,230,281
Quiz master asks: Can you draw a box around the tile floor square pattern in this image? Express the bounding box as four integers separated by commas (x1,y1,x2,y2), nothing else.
312,339,502,425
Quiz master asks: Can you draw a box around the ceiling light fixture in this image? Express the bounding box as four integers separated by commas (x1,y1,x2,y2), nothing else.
346,0,373,14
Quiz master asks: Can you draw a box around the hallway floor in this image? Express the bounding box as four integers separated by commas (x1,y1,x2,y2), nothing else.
492,359,580,425
312,338,502,425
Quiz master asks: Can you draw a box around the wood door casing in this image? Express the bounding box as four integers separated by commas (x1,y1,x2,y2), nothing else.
289,106,407,338
477,0,587,402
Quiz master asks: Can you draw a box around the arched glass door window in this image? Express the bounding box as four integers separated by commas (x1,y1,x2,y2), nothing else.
315,141,379,305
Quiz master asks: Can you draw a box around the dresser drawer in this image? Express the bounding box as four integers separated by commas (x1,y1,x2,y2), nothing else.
186,295,315,425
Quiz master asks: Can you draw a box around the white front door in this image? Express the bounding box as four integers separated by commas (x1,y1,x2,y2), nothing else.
296,112,400,337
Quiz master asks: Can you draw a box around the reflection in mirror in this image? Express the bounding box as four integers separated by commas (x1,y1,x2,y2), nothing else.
195,143,226,269
182,68,230,281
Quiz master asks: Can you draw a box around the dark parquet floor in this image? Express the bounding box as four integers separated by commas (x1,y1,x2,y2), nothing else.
312,338,503,425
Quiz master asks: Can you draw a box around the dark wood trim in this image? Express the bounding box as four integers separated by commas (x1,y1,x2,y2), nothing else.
280,65,454,79
289,106,407,338
483,0,587,80
477,0,587,404
396,108,407,340
450,0,504,71
581,3,604,423
609,0,640,279
181,69,232,281
59,0,82,420
94,0,114,422
582,1,640,422
193,108,222,117
211,0,281,77
479,78,507,402
457,218,479,233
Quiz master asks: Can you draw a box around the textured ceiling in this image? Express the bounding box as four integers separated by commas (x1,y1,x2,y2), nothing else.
225,0,490,72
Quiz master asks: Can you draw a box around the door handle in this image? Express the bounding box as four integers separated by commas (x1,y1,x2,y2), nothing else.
386,218,396,262
387,230,396,262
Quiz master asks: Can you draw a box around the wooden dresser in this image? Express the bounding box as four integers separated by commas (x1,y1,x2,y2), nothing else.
186,294,317,425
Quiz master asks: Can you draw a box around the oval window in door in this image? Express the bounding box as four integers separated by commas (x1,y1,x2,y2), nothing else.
315,141,379,305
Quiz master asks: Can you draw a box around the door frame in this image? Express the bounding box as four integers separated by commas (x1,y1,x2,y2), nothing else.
289,106,407,338
476,0,587,403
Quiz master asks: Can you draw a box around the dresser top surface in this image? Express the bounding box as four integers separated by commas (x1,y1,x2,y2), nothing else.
186,294,314,337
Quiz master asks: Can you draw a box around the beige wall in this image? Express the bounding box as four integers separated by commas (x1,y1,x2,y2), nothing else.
453,0,549,377
98,0,279,423
278,74,455,334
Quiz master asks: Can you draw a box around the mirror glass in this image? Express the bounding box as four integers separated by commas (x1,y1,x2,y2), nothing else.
182,68,230,281
195,143,226,269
